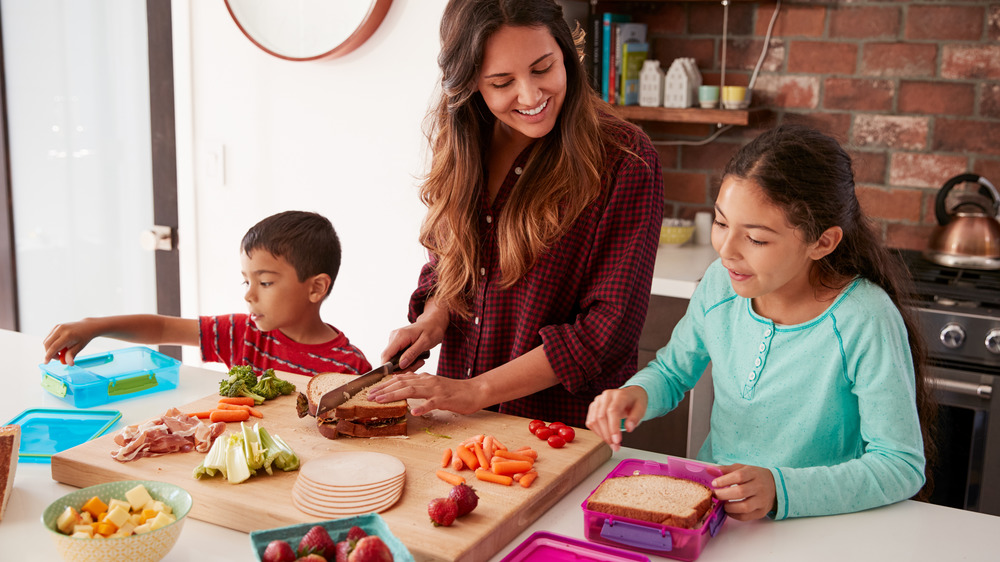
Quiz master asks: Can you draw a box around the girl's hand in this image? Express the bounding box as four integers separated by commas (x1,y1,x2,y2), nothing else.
366,372,482,416
585,386,648,452
42,320,97,365
711,464,777,521
380,300,449,370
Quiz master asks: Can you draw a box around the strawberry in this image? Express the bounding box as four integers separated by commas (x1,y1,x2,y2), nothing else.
262,539,296,562
298,525,336,559
348,535,393,562
334,540,353,562
296,555,327,562
346,525,368,542
428,497,458,527
448,483,479,517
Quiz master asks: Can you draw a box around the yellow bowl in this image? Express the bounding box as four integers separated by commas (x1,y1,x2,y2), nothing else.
41,480,192,562
660,225,696,246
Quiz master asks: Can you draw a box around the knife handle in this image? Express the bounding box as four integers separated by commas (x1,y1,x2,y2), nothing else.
389,349,431,370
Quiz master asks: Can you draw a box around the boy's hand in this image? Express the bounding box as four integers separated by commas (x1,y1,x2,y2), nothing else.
711,464,777,521
42,320,97,365
585,386,648,452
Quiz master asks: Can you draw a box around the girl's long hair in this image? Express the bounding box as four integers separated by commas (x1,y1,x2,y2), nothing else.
420,0,632,316
724,124,937,500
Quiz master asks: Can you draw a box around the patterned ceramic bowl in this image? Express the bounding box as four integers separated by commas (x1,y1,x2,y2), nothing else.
41,480,192,562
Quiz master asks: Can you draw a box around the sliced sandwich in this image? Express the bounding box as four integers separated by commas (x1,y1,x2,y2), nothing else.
306,372,408,439
585,474,714,530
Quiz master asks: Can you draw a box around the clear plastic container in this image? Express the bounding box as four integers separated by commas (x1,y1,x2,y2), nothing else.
581,457,727,561
39,346,181,408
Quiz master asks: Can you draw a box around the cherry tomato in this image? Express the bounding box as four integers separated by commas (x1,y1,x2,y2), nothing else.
57,348,67,365
534,427,554,440
547,435,567,448
528,419,547,434
557,426,576,443
548,421,567,430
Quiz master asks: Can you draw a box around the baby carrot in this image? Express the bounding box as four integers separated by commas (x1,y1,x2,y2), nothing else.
493,449,534,463
209,409,250,423
513,447,538,460
442,448,453,469
491,460,533,476
492,437,507,451
452,457,465,471
436,470,466,487
216,403,263,418
482,435,496,463
519,470,539,488
455,444,479,471
217,396,256,406
475,468,513,486
473,442,489,470
187,411,213,419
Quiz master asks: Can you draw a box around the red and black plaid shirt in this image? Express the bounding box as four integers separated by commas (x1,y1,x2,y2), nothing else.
409,122,663,427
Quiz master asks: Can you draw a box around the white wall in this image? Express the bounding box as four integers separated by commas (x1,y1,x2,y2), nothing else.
173,1,449,368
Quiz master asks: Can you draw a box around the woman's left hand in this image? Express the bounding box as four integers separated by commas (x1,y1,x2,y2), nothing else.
366,372,482,417
711,464,777,521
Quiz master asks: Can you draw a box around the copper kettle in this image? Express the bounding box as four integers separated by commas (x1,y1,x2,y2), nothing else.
924,173,1000,270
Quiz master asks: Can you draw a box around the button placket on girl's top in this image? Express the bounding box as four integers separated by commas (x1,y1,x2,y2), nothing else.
742,323,775,399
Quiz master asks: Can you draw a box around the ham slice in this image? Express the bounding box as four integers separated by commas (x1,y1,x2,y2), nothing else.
111,408,225,462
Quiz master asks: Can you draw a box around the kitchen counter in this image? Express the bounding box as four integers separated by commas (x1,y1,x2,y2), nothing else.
652,244,718,299
2,328,998,561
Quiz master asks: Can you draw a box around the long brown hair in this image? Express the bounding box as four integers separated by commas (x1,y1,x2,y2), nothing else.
724,124,937,499
420,0,632,316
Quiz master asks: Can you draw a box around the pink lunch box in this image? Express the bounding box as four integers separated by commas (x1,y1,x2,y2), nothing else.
580,457,727,561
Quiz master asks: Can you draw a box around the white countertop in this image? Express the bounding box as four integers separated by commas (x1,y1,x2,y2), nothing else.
651,244,718,299
2,328,998,561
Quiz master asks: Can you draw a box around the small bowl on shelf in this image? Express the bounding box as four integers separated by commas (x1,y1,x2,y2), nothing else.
660,219,696,247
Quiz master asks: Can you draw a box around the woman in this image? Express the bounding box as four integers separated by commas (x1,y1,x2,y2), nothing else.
369,0,664,428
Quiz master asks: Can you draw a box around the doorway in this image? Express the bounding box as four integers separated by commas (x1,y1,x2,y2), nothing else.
0,0,179,358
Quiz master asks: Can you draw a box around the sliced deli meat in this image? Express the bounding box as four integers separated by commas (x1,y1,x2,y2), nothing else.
111,407,225,462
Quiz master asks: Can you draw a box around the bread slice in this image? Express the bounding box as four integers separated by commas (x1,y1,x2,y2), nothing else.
0,424,21,521
586,474,713,530
305,372,361,416
333,376,408,420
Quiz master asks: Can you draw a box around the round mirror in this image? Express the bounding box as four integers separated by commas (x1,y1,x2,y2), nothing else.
225,0,392,61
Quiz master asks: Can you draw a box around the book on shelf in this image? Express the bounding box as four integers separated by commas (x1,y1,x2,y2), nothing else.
612,22,647,104
601,12,630,103
619,42,648,106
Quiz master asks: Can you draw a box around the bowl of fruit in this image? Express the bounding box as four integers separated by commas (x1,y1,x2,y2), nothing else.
41,480,192,562
250,513,413,562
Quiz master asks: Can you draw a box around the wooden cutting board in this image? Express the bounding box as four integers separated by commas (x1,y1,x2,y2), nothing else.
50,373,611,561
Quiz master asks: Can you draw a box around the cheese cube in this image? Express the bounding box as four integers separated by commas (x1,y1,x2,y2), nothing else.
72,524,94,537
108,498,131,513
129,513,143,526
95,521,116,537
70,531,92,539
140,508,158,524
125,484,154,511
81,496,108,519
80,511,93,525
104,505,131,529
147,500,172,515
133,522,152,535
148,511,175,531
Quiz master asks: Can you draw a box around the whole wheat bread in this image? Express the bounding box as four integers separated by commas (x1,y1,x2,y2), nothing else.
308,372,408,439
305,372,361,416
0,424,21,521
586,474,713,530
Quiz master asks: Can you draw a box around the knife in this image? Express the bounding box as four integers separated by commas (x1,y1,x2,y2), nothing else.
315,350,429,419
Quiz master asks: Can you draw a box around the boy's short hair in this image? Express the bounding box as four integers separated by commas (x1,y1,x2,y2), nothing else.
241,211,341,298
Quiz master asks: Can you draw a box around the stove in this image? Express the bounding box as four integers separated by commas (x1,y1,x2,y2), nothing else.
896,249,1000,515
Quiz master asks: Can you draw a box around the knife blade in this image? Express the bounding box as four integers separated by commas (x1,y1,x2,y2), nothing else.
315,350,429,418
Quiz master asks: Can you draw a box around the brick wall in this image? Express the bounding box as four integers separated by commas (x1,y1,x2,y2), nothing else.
603,0,1000,250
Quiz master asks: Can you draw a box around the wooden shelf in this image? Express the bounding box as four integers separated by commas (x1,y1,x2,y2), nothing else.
612,105,751,125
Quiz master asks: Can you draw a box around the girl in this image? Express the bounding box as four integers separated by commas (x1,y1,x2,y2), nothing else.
369,0,664,428
587,124,935,521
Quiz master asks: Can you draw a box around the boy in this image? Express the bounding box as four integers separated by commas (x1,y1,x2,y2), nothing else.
42,211,372,377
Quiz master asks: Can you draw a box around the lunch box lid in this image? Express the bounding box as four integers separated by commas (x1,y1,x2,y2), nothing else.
502,531,651,562
3,408,121,463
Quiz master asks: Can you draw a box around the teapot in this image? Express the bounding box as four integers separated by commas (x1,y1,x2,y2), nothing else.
924,173,1000,270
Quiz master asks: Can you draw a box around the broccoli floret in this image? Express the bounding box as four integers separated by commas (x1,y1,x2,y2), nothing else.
219,365,265,404
250,369,297,400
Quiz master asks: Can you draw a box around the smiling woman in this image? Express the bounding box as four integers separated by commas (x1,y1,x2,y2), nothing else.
224,0,393,61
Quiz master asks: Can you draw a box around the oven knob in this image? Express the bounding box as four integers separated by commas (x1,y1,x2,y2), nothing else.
939,323,966,349
987,329,1000,355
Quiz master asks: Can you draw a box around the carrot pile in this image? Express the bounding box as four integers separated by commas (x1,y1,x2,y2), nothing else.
436,434,539,489
187,396,264,423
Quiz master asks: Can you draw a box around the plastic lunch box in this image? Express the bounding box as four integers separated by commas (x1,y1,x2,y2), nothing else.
581,457,727,561
39,346,181,408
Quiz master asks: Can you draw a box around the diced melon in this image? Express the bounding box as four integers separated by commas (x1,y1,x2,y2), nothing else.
148,511,175,531
56,506,82,534
81,496,108,519
125,484,154,511
104,505,131,529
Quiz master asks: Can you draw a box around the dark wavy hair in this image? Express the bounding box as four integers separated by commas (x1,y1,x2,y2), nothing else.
724,124,937,500
241,210,341,298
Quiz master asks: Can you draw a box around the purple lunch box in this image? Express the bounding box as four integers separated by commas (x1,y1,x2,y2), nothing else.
501,531,650,562
580,457,727,561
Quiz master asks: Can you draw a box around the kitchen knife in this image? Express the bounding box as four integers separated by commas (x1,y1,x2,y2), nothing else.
315,350,429,418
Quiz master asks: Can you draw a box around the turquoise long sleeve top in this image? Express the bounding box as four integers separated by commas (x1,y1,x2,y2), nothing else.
626,259,925,519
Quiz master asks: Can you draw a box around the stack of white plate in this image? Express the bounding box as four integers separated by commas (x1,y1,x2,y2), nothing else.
291,451,406,518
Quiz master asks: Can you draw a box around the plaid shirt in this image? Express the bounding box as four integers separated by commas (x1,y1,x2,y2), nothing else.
199,314,372,377
409,123,663,427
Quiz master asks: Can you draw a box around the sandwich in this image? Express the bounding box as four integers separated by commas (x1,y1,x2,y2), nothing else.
304,372,408,439
0,424,20,521
585,474,714,530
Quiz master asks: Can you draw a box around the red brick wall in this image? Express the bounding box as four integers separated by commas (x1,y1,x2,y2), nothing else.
603,0,1000,251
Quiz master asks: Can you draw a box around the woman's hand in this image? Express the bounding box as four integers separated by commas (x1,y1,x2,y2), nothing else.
711,464,777,521
381,299,449,370
585,386,648,452
367,372,483,417
42,320,98,365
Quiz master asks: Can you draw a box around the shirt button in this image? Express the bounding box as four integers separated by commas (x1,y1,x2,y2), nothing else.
514,166,523,175
480,267,486,276
474,317,480,325
749,372,756,381
759,343,766,352
486,215,493,223
754,357,761,367
765,329,772,337
467,368,471,377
